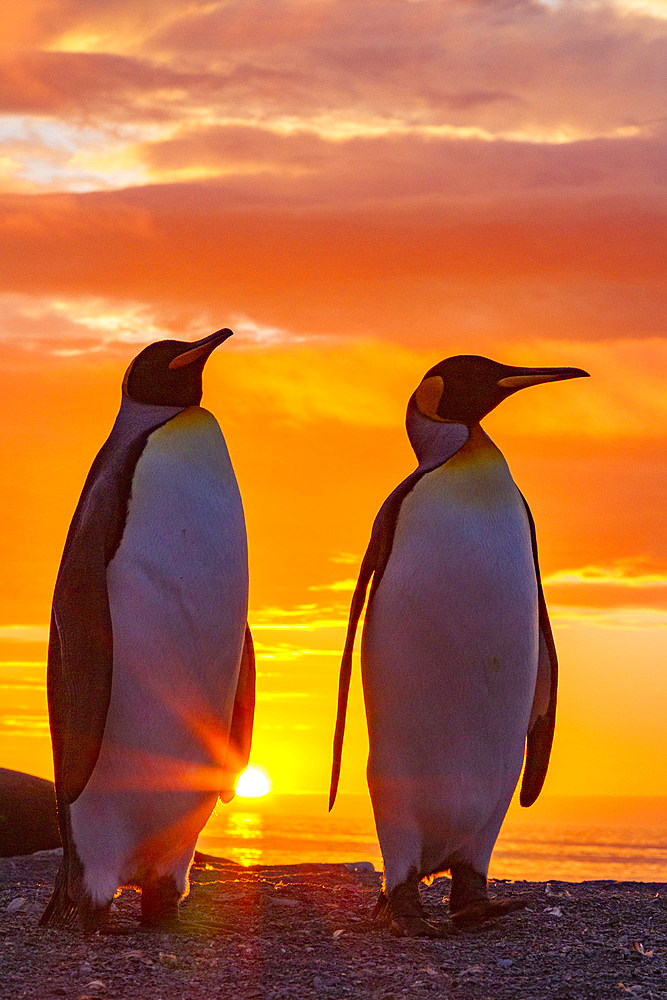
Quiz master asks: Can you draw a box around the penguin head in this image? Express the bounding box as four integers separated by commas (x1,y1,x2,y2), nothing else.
122,328,233,407
409,355,589,426
407,354,589,458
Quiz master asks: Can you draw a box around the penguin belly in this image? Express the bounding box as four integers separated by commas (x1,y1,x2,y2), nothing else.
70,407,248,904
362,430,538,891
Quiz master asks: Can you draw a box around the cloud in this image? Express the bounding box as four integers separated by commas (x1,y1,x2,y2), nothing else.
551,605,667,629
489,337,667,442
256,691,310,700
309,579,357,593
543,561,667,613
231,314,323,347
1,0,665,200
10,1,658,138
0,292,228,356
0,624,48,641
330,553,360,565
251,605,347,630
1,291,665,443
544,563,667,588
215,338,420,428
0,715,49,735
0,51,188,118
0,174,663,355
1,1,665,353
253,641,340,660
145,1,667,140
139,123,666,199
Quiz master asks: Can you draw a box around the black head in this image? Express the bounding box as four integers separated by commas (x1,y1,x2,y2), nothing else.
409,354,589,427
122,328,233,406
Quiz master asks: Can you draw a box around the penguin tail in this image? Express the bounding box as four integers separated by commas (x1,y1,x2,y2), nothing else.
39,862,78,926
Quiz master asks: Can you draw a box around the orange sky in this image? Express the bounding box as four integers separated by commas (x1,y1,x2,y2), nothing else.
0,0,665,805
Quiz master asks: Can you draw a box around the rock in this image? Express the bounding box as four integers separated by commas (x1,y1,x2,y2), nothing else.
192,851,239,867
344,861,376,873
6,896,26,912
0,768,60,857
158,952,180,969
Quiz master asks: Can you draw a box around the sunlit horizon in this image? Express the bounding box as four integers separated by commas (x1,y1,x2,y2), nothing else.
236,765,273,799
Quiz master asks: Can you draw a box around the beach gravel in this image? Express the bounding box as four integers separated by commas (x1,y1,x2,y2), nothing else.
0,850,664,1000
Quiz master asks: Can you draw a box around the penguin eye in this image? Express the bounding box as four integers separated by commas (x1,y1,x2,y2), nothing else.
414,375,446,421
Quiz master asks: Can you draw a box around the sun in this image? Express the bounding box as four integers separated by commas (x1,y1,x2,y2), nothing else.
235,765,272,799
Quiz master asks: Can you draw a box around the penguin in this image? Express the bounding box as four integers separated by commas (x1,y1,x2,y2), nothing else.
40,328,255,932
329,355,588,937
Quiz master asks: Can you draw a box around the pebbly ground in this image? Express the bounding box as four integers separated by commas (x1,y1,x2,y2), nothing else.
0,851,664,1000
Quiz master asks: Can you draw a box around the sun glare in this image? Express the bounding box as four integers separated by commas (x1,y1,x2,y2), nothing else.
235,765,272,799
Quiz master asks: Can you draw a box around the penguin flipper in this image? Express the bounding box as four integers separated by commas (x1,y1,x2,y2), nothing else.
219,624,256,803
43,604,110,925
328,532,379,811
518,495,558,807
48,416,175,808
49,529,114,807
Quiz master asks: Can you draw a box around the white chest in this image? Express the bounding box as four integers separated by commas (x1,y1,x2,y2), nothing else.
106,406,248,697
385,429,535,620
364,428,539,702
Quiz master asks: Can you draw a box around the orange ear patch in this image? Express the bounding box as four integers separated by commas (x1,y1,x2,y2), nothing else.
414,375,445,420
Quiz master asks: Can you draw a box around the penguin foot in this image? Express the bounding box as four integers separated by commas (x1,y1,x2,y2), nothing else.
372,883,423,926
389,915,447,938
450,896,528,929
140,874,181,929
374,884,452,938
39,865,112,934
371,890,392,924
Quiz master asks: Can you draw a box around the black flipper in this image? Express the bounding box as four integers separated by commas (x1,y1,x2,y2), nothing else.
328,528,379,811
329,424,469,810
518,494,558,807
42,400,181,924
220,624,257,803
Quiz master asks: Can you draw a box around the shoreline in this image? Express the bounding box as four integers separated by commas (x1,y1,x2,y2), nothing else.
1,850,664,1000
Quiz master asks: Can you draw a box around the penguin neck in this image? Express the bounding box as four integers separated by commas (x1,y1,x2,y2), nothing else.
445,422,505,467
406,405,469,470
110,395,187,443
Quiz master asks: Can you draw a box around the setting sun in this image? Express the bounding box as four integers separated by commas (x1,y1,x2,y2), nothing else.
235,765,272,799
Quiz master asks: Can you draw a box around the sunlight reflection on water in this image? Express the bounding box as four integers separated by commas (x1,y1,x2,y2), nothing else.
200,796,667,881
216,811,265,866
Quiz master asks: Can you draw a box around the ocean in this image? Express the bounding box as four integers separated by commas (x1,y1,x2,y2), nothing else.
198,794,667,883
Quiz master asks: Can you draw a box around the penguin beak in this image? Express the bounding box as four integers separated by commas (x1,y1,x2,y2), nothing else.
497,366,590,390
168,328,234,370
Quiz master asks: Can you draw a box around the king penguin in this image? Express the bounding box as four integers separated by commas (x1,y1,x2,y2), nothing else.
40,328,254,931
329,355,588,937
